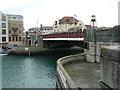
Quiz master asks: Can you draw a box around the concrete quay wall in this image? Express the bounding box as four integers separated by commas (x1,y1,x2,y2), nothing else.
10,46,83,55
85,42,119,63
56,53,85,89
100,45,120,89
10,46,47,55
85,25,120,63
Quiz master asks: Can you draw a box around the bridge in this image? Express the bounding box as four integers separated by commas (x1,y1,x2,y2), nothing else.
42,31,88,49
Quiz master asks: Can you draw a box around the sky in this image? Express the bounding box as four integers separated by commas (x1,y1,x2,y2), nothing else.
0,0,119,30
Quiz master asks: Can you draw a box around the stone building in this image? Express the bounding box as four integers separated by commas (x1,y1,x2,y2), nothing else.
40,26,53,35
28,26,53,35
7,14,24,46
24,26,53,46
0,11,8,47
53,16,87,33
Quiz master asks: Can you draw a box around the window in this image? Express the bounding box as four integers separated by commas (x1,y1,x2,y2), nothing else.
12,30,18,35
83,29,86,33
19,24,21,27
66,19,69,22
2,29,6,35
12,37,14,41
8,17,11,20
2,23,6,28
19,31,21,34
2,15,6,21
80,29,82,32
18,17,21,20
2,37,6,42
19,37,21,41
8,23,11,27
12,24,18,28
16,37,18,41
9,37,11,41
12,17,16,21
55,21,57,25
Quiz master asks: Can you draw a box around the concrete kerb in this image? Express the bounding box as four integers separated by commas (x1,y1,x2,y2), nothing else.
57,53,86,88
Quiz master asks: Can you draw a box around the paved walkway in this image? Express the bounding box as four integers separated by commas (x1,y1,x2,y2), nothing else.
64,61,100,88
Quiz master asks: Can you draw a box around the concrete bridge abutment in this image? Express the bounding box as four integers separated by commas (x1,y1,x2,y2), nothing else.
85,25,120,63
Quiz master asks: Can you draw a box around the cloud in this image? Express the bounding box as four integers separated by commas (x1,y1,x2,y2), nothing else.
0,0,39,14
0,0,119,30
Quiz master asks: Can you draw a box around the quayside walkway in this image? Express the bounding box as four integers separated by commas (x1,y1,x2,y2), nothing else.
64,61,100,88
56,54,100,89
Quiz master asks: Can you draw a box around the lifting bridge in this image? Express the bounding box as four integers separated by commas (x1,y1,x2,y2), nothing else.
42,31,88,49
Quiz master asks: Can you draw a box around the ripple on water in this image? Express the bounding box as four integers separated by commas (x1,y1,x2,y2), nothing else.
2,49,82,88
2,55,57,88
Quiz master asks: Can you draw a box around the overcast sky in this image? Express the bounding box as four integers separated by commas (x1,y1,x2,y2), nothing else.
0,0,119,30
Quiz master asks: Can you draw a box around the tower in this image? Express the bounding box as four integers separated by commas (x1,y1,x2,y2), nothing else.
90,15,97,29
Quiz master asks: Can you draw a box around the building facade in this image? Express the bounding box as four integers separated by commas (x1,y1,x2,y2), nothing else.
40,26,53,35
0,11,8,46
7,14,24,46
28,26,53,35
53,16,87,33
24,26,53,46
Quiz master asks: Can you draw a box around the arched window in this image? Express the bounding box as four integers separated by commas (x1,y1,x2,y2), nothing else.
66,19,69,22
83,29,86,33
55,21,57,25
80,29,82,32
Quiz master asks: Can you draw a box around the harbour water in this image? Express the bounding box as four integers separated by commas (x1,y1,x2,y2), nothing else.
1,49,83,88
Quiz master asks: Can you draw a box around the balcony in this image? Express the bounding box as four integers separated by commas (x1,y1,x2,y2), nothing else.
12,26,19,30
11,31,19,36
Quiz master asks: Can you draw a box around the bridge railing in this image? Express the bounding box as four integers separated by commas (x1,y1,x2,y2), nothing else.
42,31,85,39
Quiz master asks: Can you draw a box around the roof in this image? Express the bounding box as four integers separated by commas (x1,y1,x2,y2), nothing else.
85,25,91,28
28,26,53,31
6,14,23,18
59,16,79,24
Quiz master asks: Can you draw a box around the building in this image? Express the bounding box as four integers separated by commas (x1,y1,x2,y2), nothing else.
7,14,24,46
28,26,53,35
0,11,8,47
40,26,53,35
24,26,53,46
53,16,87,33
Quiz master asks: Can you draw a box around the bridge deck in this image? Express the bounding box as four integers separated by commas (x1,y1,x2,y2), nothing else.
43,38,84,41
